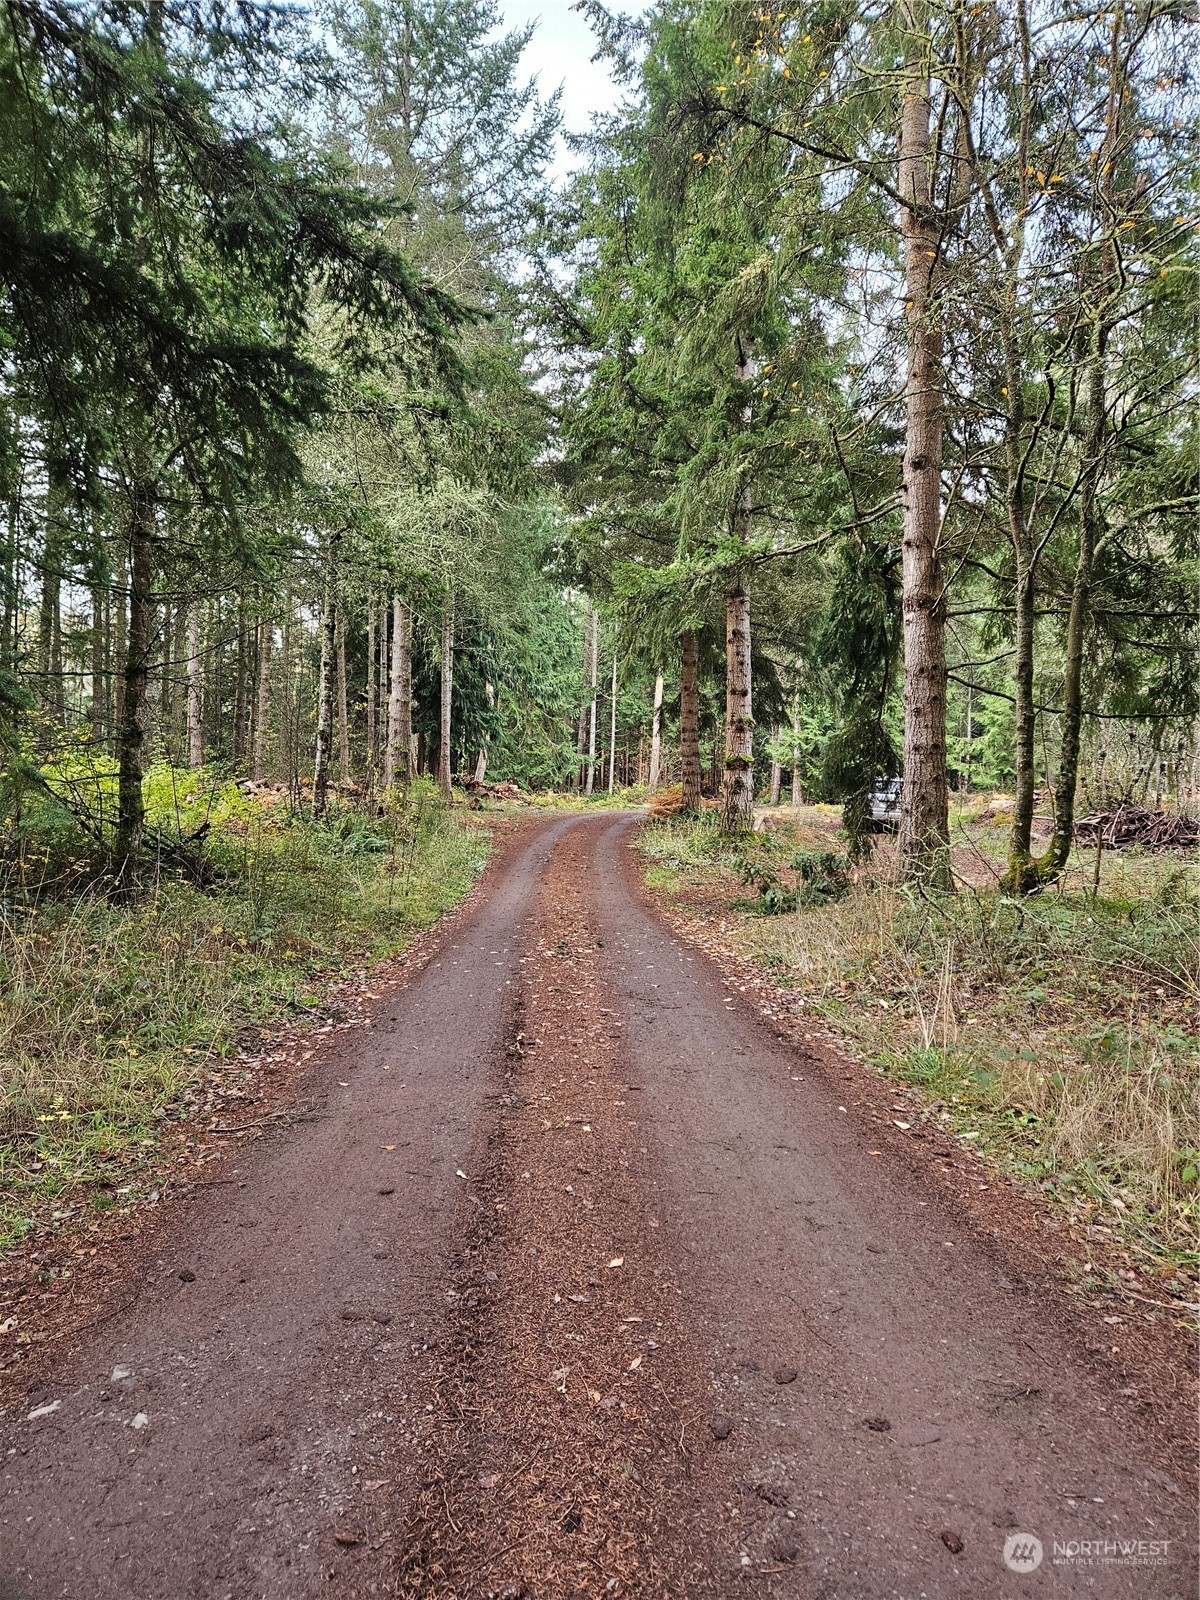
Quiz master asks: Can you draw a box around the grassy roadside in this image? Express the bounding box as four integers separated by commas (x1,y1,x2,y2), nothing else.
0,773,492,1249
638,806,1199,1295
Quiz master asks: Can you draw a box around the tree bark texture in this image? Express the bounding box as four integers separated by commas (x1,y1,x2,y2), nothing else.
897,21,951,886
607,653,618,795
720,582,754,832
336,610,350,786
385,595,412,788
186,603,203,769
648,668,664,793
253,615,272,781
438,595,454,798
586,605,599,796
312,540,338,817
679,630,702,814
791,702,803,807
114,481,154,868
366,594,377,785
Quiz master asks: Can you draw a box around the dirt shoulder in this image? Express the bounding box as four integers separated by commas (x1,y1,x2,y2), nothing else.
631,821,1197,1494
0,811,536,1413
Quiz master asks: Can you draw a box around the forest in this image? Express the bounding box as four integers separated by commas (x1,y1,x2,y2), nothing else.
1,2,1198,1593
3,0,1194,863
2,0,1197,1259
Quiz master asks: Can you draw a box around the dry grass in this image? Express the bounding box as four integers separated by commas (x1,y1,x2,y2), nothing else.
0,784,490,1246
640,809,1200,1267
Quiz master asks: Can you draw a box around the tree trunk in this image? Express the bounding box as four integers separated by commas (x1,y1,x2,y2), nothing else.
186,603,203,769
384,595,412,789
574,600,591,792
379,601,391,772
112,551,127,734
1,498,16,678
791,702,803,807
607,653,618,795
397,600,412,784
336,610,351,786
312,538,338,818
114,480,154,869
720,341,756,834
475,680,494,784
585,607,599,796
1039,14,1126,885
1044,332,1103,879
720,582,754,832
366,593,377,787
90,579,106,744
384,595,404,787
143,598,162,766
769,730,782,807
38,449,67,729
679,629,702,813
253,615,272,782
233,594,250,764
438,595,454,798
648,668,664,793
897,16,951,886
1003,401,1039,890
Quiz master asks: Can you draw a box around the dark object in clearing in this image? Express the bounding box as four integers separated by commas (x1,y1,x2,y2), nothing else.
1074,805,1199,850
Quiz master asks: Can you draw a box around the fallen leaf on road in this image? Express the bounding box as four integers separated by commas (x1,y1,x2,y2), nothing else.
608,1256,624,1268
381,1145,395,1151
131,1412,150,1429
333,1528,363,1547
628,1355,643,1370
27,1401,60,1420
892,1120,911,1130
941,1530,964,1553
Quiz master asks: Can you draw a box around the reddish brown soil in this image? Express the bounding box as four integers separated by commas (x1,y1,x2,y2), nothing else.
0,812,1194,1599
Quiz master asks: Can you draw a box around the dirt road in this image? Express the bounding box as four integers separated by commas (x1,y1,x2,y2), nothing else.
1,814,1192,1598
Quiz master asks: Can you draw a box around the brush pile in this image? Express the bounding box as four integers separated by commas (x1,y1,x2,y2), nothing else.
460,777,523,800
645,784,684,820
1074,806,1200,850
644,786,720,820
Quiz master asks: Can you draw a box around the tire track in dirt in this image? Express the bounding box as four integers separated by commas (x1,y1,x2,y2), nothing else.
0,815,580,1600
392,819,710,1597
4,809,1192,1599
586,813,1194,1598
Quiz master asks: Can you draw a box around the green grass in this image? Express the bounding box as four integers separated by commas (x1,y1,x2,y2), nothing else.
640,809,1200,1281
0,773,491,1247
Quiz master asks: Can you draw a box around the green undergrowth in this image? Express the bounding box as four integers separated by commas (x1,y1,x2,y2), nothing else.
488,784,648,814
640,811,1200,1282
0,769,490,1247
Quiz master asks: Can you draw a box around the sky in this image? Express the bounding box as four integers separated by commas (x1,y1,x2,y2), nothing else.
498,1,641,181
